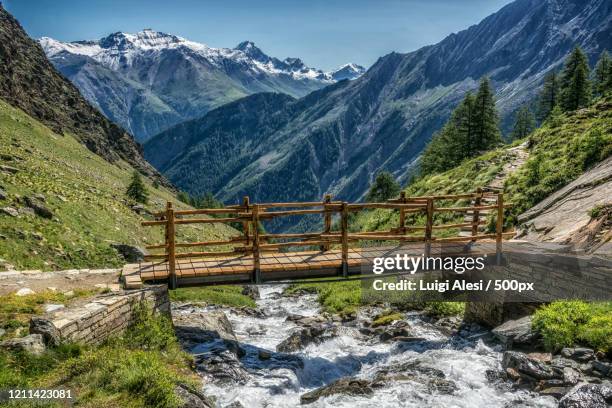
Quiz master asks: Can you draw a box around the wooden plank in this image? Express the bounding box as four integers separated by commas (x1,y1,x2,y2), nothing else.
173,217,244,225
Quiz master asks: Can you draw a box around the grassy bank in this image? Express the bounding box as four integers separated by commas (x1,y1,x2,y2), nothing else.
170,286,256,308
0,100,236,271
0,303,200,408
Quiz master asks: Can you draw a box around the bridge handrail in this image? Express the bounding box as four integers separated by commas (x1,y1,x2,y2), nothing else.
140,189,512,288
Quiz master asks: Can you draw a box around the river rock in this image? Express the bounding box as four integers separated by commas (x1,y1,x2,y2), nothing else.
559,383,612,408
561,347,595,362
195,349,249,384
591,361,611,378
491,316,539,348
111,243,146,262
377,320,412,342
24,196,53,219
0,334,45,355
428,378,458,394
502,351,559,381
175,383,215,408
224,402,244,408
241,285,259,300
276,324,336,352
30,317,61,346
174,311,237,349
540,386,571,399
300,377,373,405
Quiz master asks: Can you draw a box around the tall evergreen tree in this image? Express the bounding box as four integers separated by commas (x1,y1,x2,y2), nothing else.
472,77,501,151
420,79,501,175
365,171,400,202
560,47,592,111
511,106,536,141
593,50,612,96
126,170,148,204
537,71,560,122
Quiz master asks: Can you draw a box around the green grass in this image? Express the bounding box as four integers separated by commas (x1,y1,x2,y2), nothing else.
532,301,612,353
0,302,199,408
505,98,612,224
0,290,96,338
169,286,256,308
0,99,237,271
286,280,362,315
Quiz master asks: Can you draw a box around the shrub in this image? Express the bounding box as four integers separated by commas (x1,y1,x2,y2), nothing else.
532,301,612,352
424,302,465,318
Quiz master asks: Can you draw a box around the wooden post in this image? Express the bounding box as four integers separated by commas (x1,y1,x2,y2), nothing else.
242,196,250,246
425,198,434,257
399,191,406,233
496,193,504,264
322,194,332,251
252,204,261,283
471,188,483,240
166,202,177,289
341,202,349,278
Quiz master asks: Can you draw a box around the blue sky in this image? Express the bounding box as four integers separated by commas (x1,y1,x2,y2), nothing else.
5,0,513,70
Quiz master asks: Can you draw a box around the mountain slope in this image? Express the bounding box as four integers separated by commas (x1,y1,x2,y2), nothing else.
145,0,612,206
0,5,159,180
0,99,236,271
41,32,364,141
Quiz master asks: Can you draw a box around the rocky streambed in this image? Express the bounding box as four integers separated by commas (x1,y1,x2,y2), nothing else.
171,286,612,408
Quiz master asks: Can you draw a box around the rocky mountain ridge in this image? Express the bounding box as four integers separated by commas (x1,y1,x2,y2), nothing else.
145,0,612,206
41,31,364,141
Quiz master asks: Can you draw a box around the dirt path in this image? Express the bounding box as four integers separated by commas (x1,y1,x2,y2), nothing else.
486,141,530,191
0,268,121,296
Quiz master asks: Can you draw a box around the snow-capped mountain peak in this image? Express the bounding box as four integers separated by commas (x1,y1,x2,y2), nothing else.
329,63,367,81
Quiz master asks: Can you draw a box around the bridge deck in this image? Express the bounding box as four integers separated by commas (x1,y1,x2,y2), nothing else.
123,247,396,288
121,242,489,288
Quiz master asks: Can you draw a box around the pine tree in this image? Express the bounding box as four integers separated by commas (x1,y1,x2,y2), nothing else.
511,106,536,141
537,72,560,122
472,77,501,151
126,170,148,204
365,171,400,202
420,80,501,175
593,50,612,96
560,47,592,111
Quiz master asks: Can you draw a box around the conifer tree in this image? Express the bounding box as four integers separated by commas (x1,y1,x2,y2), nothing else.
126,170,148,204
472,77,502,151
511,106,536,141
593,50,612,96
420,80,501,175
560,47,592,111
365,171,400,202
537,72,560,122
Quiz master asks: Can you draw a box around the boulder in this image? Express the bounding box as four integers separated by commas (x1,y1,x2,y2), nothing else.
24,196,53,219
276,324,336,353
559,384,612,408
491,316,539,348
241,285,259,300
111,243,146,262
174,311,237,350
0,165,19,174
195,349,249,384
30,317,61,346
561,347,595,362
43,304,64,313
0,334,46,355
300,377,373,405
502,351,559,381
427,378,458,394
175,383,215,408
377,320,412,342
0,207,18,217
15,287,35,296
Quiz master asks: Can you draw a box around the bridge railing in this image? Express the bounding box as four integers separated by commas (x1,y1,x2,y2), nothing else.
141,190,513,287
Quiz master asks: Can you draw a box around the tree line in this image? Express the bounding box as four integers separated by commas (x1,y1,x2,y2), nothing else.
366,46,611,201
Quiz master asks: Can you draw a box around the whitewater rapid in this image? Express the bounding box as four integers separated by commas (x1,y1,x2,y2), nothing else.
190,286,557,407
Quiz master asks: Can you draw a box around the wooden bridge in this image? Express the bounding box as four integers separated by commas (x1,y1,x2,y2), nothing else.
122,191,514,289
